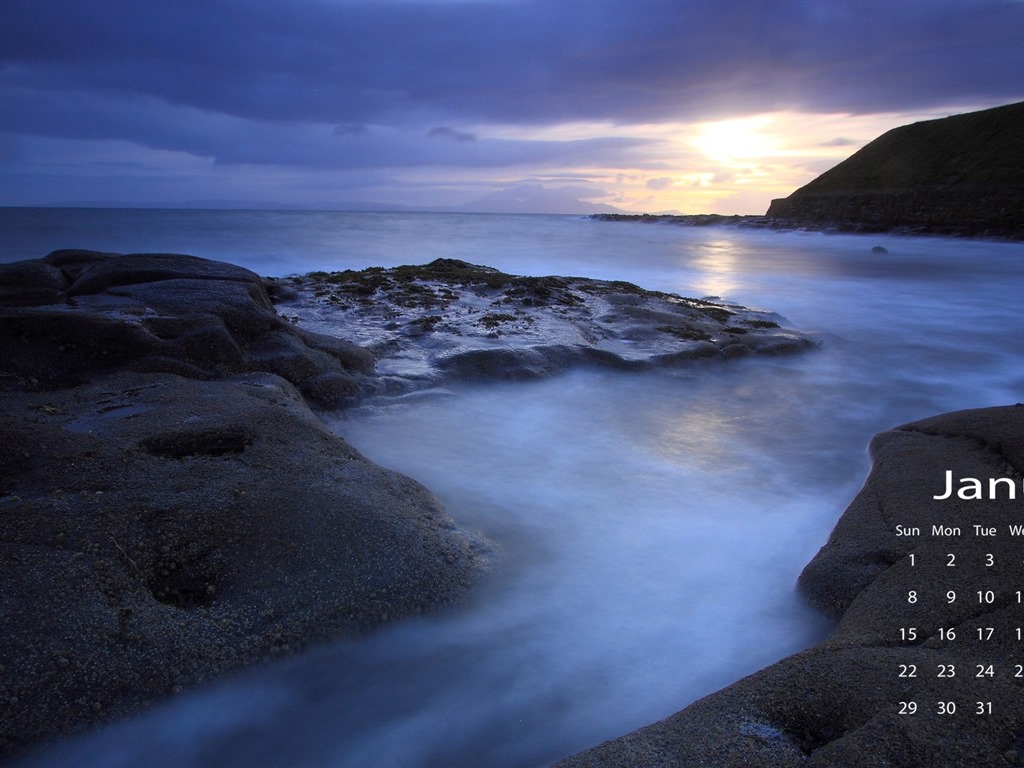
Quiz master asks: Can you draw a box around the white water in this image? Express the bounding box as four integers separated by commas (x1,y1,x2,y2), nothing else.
6,210,1024,766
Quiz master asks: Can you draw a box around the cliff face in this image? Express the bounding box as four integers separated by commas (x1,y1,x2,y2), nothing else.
767,101,1024,234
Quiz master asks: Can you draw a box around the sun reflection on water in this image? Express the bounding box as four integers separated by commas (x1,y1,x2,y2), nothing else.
675,236,746,300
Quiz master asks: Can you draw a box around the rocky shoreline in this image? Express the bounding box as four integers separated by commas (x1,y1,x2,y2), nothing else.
557,406,1024,767
592,213,1024,241
0,251,490,760
0,250,812,761
7,248,1018,767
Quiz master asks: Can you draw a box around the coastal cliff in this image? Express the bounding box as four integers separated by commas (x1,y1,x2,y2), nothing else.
766,101,1024,236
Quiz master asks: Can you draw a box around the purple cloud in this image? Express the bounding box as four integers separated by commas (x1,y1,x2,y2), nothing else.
428,127,478,143
1,0,1022,209
646,177,674,190
3,0,1022,131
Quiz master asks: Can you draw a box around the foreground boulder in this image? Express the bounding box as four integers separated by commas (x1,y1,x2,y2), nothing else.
0,252,486,759
557,406,1024,767
0,249,374,407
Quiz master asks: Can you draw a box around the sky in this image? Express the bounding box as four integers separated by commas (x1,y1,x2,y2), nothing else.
1,0,1022,215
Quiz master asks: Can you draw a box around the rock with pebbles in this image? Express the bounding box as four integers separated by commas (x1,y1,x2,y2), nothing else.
277,258,815,394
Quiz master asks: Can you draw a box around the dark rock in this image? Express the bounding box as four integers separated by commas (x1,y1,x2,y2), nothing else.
592,212,1024,241
437,345,598,380
0,308,164,389
0,251,811,760
292,325,375,375
557,406,1024,767
42,249,119,280
297,370,362,407
0,251,375,405
62,251,260,298
0,252,488,760
0,372,486,758
0,260,69,307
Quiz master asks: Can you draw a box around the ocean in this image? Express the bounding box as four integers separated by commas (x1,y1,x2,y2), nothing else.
5,208,1024,766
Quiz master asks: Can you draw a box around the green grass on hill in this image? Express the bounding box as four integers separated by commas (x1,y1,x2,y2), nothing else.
793,100,1024,194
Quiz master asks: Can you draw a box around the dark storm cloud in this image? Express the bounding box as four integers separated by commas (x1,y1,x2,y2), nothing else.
0,75,656,171
1,0,1022,208
3,0,1022,131
428,127,478,144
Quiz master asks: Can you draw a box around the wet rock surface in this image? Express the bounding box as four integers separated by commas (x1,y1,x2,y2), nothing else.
557,406,1024,767
0,251,485,759
593,212,1024,241
0,250,813,761
0,249,374,407
275,258,815,394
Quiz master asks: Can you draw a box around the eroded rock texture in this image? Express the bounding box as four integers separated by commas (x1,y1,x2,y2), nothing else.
0,252,485,759
1,249,374,407
278,258,814,393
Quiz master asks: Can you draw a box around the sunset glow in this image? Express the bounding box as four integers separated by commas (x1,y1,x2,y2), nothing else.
1,1,1022,214
484,108,974,215
692,116,781,165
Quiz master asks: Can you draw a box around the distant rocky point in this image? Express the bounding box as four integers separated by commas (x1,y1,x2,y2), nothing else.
596,101,1024,240
766,101,1024,237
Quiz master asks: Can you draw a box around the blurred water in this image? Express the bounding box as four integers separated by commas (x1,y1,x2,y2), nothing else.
8,209,1024,766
